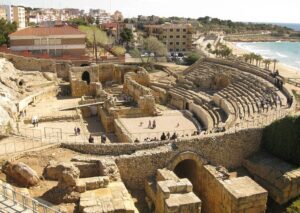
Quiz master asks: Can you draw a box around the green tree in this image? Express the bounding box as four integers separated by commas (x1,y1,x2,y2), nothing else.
184,52,200,65
69,17,87,26
206,43,212,50
95,18,100,25
272,59,279,72
212,44,232,58
263,59,271,69
0,18,17,46
120,28,133,46
86,16,95,25
130,36,167,68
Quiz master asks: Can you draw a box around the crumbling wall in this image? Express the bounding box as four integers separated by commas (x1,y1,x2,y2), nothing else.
123,70,157,115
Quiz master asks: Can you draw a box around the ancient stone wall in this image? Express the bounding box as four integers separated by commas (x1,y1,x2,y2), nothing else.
0,53,73,80
123,71,157,115
62,128,263,189
70,64,147,98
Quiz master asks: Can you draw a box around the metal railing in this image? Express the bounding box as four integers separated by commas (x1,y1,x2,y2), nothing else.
0,135,58,156
0,182,61,213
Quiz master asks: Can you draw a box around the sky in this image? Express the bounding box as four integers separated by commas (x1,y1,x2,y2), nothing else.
1,0,300,23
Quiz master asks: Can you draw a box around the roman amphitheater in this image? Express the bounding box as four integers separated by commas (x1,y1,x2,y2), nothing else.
0,52,299,213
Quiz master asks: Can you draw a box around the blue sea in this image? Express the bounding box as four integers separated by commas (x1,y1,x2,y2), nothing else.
275,23,300,31
237,42,300,70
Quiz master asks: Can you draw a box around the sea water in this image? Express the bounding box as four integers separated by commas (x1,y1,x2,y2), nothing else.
237,42,300,70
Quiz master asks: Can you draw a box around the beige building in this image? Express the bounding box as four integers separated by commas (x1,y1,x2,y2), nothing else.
0,7,6,20
9,25,86,57
0,5,26,28
145,23,197,54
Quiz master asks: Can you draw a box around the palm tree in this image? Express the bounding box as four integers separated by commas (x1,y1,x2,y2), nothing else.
256,55,263,67
272,59,278,72
249,53,257,64
243,54,250,63
263,59,271,70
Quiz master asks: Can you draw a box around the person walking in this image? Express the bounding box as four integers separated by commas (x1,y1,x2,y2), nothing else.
76,127,81,135
88,135,94,143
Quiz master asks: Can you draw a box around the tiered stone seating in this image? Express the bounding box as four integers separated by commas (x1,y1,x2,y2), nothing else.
152,58,291,132
168,86,226,130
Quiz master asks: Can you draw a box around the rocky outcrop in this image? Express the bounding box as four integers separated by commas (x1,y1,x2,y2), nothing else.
43,161,80,181
2,161,40,187
58,168,80,189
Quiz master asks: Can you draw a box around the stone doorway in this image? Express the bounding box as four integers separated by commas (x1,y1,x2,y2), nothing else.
173,159,201,197
82,71,91,85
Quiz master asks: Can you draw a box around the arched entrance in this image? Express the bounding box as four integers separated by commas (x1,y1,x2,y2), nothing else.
174,159,198,182
82,71,91,85
168,152,207,198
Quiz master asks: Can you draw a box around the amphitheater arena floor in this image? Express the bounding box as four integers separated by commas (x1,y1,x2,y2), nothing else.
117,110,198,141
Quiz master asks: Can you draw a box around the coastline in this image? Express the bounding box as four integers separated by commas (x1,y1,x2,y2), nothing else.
225,41,300,79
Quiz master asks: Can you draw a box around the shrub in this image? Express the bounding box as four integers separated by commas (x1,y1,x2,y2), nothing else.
287,198,300,213
184,52,200,65
111,46,126,56
262,116,300,165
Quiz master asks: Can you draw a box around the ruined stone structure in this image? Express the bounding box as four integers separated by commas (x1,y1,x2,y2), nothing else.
0,53,299,213
145,169,202,213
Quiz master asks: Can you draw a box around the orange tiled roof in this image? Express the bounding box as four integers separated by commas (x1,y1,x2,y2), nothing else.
10,25,86,37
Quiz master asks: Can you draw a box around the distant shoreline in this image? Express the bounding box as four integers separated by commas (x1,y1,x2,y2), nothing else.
225,41,300,79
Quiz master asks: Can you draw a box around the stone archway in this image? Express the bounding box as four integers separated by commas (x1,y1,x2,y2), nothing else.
168,152,207,198
82,71,91,85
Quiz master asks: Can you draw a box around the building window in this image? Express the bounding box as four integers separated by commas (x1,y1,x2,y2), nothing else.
34,39,41,45
176,49,180,52
176,35,180,38
176,42,179,45
169,48,173,51
49,38,61,45
163,42,166,45
170,35,173,39
169,42,173,45
183,35,186,38
182,42,186,45
176,29,180,32
170,29,173,32
40,39,47,45
183,49,186,51
183,29,186,32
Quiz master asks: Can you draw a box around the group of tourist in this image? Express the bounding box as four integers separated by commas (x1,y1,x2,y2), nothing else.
274,78,284,90
74,127,81,136
148,120,156,129
134,130,201,143
87,134,107,143
31,116,39,127
20,109,27,118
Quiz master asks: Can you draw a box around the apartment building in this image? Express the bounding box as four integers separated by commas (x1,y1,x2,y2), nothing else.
144,23,197,54
0,7,6,20
9,25,86,57
0,5,26,28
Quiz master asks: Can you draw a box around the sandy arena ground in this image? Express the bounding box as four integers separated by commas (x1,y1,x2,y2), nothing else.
117,110,198,141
